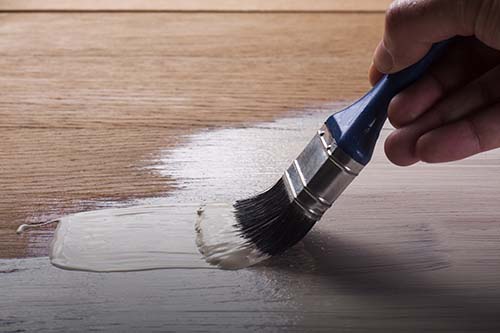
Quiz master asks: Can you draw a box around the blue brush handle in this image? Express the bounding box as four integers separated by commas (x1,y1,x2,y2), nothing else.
325,39,452,165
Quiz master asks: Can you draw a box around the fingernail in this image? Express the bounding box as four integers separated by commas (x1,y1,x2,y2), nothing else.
374,42,394,73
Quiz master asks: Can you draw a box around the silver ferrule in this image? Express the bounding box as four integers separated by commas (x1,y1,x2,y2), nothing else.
282,125,364,220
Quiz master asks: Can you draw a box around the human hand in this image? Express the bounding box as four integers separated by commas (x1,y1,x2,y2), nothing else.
370,0,500,166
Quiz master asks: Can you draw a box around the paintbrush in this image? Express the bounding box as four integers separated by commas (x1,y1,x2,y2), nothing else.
229,40,451,259
196,40,451,269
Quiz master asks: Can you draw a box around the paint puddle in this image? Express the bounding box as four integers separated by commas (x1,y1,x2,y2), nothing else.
49,204,212,272
30,106,346,272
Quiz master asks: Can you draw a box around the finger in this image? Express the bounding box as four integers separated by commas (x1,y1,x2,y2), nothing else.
416,102,500,163
374,0,481,74
423,64,500,125
368,62,384,86
389,43,500,128
385,120,428,166
385,64,500,165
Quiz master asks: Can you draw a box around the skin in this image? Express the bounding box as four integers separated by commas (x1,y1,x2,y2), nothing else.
370,0,500,166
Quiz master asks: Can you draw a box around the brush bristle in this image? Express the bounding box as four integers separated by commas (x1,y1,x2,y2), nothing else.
233,178,317,256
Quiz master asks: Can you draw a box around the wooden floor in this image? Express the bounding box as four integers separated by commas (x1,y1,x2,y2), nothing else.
3,2,500,332
0,2,388,257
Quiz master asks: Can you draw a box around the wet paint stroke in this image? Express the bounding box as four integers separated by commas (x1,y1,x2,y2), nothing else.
50,204,211,272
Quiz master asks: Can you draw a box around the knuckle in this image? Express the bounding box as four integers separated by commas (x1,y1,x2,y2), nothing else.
385,0,432,39
385,1,407,32
465,118,483,152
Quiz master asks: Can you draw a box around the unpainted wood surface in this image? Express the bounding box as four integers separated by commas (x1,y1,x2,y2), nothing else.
0,0,391,12
0,12,382,257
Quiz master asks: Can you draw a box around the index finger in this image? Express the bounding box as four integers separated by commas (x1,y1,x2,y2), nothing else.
374,0,479,73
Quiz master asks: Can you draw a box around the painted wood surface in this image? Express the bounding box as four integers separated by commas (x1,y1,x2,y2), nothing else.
0,0,391,12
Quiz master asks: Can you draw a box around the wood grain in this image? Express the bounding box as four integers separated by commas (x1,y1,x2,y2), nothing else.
0,12,383,257
0,0,391,12
3,8,500,331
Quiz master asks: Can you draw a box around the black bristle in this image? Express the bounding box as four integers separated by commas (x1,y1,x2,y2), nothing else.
233,178,317,256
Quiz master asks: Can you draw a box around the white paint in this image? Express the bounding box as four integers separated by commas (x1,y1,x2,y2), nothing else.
16,219,60,234
195,203,269,270
48,107,341,272
151,108,340,203
50,204,213,272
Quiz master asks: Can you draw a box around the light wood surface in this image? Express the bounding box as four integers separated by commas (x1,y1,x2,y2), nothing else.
0,0,391,12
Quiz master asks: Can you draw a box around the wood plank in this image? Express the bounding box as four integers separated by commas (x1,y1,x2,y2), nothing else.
0,12,383,257
0,0,391,12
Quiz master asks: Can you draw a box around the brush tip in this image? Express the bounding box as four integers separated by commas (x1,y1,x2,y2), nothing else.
233,178,318,256
195,203,270,270
195,179,319,270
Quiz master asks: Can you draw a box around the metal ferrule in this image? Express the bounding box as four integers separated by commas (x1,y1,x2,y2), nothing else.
282,125,364,220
